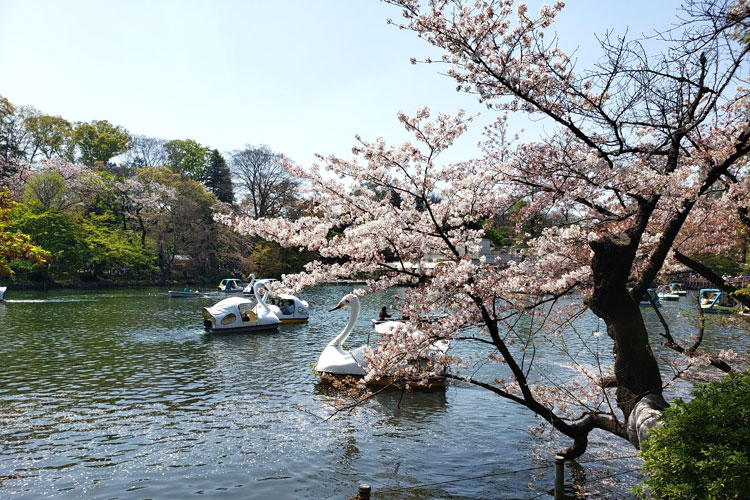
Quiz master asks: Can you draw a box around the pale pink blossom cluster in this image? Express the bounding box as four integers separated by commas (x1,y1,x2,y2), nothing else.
361,320,453,384
116,176,177,211
731,0,750,17
31,158,105,209
220,1,750,445
1,159,96,210
1,160,32,199
115,174,178,238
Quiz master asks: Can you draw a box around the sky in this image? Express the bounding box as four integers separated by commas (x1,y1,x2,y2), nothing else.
0,0,684,168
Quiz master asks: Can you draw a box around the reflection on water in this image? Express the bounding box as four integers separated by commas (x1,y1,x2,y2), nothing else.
0,286,744,498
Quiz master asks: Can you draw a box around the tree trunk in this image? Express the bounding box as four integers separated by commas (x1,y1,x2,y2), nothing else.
137,213,147,247
627,394,669,448
587,233,665,446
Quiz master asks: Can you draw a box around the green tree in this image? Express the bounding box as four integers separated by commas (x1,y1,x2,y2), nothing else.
24,114,74,161
73,120,131,166
164,139,209,181
23,170,73,211
7,204,85,278
9,203,155,280
80,214,155,278
0,188,49,277
204,149,234,203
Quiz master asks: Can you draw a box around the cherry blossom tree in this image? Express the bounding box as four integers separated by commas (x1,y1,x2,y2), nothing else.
23,158,105,212
220,0,750,457
116,169,177,247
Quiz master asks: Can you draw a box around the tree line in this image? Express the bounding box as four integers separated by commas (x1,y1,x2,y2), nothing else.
0,95,314,284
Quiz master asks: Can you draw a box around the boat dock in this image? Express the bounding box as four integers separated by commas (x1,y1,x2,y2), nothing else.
682,275,750,290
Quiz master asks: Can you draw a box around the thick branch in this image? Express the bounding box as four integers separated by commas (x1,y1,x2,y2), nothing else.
673,249,750,309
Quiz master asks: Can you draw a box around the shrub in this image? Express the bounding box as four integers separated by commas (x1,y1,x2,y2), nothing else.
636,371,750,499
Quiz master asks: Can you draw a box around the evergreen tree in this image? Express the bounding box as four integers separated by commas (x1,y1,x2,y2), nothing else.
205,149,234,204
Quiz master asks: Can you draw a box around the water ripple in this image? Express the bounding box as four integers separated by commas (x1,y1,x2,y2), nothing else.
0,287,741,498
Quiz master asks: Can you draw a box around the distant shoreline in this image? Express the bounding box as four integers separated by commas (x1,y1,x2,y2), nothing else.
0,279,374,292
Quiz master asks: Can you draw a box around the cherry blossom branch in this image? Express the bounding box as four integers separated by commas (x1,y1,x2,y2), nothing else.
635,123,750,300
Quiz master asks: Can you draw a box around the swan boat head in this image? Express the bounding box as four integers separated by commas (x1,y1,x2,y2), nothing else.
253,280,271,310
242,274,257,294
314,294,366,376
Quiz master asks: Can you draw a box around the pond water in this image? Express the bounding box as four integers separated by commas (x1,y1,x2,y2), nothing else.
0,285,745,499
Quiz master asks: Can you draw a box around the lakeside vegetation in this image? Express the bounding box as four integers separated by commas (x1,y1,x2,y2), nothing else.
2,1,750,497
637,372,750,500
1,95,562,288
0,96,327,287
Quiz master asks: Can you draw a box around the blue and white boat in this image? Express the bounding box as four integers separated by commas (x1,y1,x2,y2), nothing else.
218,278,244,292
698,289,742,314
657,284,680,301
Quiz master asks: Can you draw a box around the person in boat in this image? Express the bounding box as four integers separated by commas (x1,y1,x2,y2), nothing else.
184,286,190,292
280,300,294,316
379,306,392,321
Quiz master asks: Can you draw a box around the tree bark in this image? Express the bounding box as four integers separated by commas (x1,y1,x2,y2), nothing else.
586,232,664,444
626,394,669,448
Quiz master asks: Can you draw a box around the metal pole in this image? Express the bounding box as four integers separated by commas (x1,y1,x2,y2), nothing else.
358,483,371,500
554,454,565,500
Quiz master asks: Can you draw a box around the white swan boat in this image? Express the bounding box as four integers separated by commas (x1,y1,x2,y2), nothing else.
245,275,310,323
242,274,266,295
0,286,5,302
202,282,280,333
315,294,447,387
